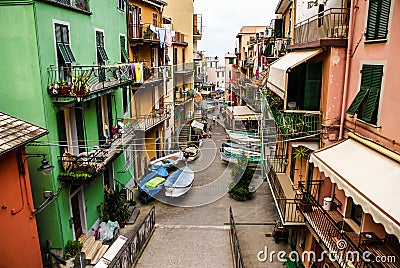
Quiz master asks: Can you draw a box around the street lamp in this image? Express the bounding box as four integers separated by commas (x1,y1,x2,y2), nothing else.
18,153,55,176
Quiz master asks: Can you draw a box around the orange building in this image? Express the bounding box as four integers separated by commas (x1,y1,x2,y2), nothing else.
0,112,49,267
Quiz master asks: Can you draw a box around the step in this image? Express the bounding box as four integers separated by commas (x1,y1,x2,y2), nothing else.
82,236,96,254
86,240,102,261
91,245,109,265
126,208,140,224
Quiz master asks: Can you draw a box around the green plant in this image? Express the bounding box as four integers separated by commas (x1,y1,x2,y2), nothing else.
101,186,130,222
63,240,83,260
58,171,92,180
229,154,255,201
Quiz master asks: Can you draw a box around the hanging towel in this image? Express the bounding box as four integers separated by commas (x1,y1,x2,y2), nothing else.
165,29,173,47
135,63,141,83
130,64,136,81
149,25,157,34
158,28,166,48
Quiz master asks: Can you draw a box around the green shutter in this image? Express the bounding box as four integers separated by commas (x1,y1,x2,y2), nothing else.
98,47,109,61
57,43,71,63
96,98,104,144
346,88,369,115
64,44,76,62
75,108,86,153
360,65,383,122
56,110,68,155
304,62,322,111
120,36,129,62
366,0,391,40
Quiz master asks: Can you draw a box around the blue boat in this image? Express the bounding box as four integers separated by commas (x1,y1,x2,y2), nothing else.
138,166,169,203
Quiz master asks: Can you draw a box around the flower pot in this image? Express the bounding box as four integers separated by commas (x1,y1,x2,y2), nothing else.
60,86,71,96
118,221,126,228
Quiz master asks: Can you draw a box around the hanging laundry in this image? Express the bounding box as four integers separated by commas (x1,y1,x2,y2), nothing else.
135,63,142,83
149,25,157,34
165,29,173,47
130,63,136,81
158,28,166,48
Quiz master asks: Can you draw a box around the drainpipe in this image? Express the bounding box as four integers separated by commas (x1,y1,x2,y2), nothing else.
339,1,357,140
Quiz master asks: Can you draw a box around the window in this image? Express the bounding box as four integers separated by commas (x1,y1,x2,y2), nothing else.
96,31,109,64
229,58,234,64
120,35,129,63
152,12,158,26
182,48,185,63
366,0,391,41
173,48,177,65
55,23,75,64
122,86,128,114
118,0,124,11
350,203,363,225
217,72,219,78
346,65,383,125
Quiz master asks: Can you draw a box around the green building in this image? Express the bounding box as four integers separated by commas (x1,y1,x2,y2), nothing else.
0,0,136,254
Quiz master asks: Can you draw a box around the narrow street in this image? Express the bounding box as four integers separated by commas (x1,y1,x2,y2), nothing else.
123,106,291,267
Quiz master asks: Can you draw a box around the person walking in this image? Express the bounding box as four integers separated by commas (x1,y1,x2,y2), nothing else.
212,115,216,125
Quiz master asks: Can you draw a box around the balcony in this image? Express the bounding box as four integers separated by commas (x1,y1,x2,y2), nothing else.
265,93,321,139
47,64,137,103
128,23,160,44
120,107,171,132
57,130,133,184
174,90,194,104
173,31,186,45
292,8,349,48
297,193,400,268
193,14,202,40
45,0,90,13
173,62,195,75
266,166,304,225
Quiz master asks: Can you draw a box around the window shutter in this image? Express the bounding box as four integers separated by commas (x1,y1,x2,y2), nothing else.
120,35,129,62
75,108,86,153
96,98,104,144
346,88,369,115
56,110,68,155
64,44,76,62
304,62,322,111
366,0,391,40
57,43,71,63
360,65,383,122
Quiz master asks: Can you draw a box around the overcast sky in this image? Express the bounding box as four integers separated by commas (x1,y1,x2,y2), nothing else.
194,0,279,64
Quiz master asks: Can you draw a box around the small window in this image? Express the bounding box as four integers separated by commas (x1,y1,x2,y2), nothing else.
118,0,125,11
346,65,383,125
120,35,129,63
229,58,234,64
96,31,109,63
366,0,391,41
350,203,363,225
55,24,76,63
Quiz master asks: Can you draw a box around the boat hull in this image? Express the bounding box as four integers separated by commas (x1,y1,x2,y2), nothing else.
164,166,194,197
220,152,238,164
164,184,192,197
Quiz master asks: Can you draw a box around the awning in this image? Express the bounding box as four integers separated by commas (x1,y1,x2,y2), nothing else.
191,120,204,130
291,141,319,151
267,49,322,99
309,138,400,239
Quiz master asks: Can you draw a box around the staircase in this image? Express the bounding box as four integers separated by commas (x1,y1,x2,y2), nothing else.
178,123,191,148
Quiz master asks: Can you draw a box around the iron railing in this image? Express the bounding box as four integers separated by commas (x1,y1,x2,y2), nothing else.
173,62,195,73
265,95,321,138
108,206,156,267
296,194,371,267
229,207,245,268
47,64,135,99
120,107,171,132
127,23,160,41
267,168,303,224
52,0,89,12
294,8,349,44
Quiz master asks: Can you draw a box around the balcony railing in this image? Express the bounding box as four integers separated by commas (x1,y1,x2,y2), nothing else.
173,31,185,43
47,64,136,101
120,107,171,132
267,168,303,224
266,95,321,139
294,8,349,44
127,23,159,42
174,90,194,104
50,0,89,12
173,62,195,73
193,14,202,39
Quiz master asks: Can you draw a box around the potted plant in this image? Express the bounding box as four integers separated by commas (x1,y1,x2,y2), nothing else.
116,204,131,228
62,240,83,268
298,194,313,213
101,186,131,227
72,72,91,96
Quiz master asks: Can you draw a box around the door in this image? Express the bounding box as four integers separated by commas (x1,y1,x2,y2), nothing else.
70,186,84,239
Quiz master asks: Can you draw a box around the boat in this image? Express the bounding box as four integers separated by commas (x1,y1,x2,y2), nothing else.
219,146,261,167
138,167,169,203
164,166,195,197
182,144,201,161
226,130,260,146
148,151,183,170
221,142,261,153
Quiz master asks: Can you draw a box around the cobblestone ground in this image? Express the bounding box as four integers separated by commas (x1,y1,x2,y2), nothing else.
124,104,291,267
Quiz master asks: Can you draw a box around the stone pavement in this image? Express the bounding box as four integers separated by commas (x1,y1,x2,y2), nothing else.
120,105,291,267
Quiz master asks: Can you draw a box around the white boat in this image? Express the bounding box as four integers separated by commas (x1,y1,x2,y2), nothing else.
148,152,183,170
219,146,261,167
182,144,201,161
164,166,195,197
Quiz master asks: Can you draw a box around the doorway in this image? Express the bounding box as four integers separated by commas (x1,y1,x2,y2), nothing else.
69,186,86,240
